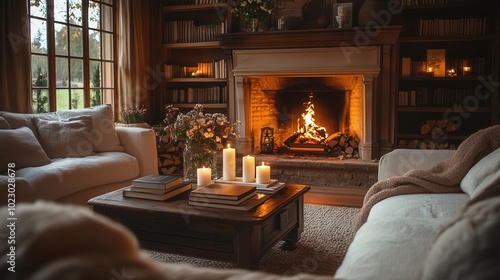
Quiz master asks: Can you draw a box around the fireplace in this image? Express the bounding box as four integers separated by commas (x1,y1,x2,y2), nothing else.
230,46,379,161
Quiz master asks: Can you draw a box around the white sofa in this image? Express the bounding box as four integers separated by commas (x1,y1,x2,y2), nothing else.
0,104,158,206
334,148,500,280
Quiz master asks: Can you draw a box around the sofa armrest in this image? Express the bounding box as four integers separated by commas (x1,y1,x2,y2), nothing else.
378,149,455,181
115,127,158,177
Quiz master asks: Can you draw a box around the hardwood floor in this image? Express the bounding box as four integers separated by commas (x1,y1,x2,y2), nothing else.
304,185,367,208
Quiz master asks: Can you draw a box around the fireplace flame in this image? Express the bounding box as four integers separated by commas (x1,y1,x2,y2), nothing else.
295,93,328,144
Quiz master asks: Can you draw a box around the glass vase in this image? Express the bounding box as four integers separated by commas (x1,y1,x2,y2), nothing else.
182,140,217,183
250,18,259,32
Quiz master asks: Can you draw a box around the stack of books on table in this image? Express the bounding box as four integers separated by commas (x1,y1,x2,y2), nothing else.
214,177,286,194
123,174,191,201
188,183,269,211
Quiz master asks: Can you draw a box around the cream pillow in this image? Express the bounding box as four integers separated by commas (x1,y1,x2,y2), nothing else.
0,127,51,173
56,104,124,152
33,115,95,159
460,147,500,198
0,117,10,129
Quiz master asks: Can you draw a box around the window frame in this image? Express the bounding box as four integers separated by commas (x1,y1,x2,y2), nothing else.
29,0,116,112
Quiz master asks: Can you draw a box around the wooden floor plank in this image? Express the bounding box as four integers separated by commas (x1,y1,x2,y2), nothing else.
304,186,367,208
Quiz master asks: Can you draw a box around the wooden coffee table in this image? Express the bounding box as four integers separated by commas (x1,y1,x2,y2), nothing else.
88,184,310,269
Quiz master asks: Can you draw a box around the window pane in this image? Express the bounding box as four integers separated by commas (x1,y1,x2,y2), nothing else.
30,0,47,18
90,60,101,88
102,32,113,60
90,89,102,106
68,0,83,25
56,89,70,110
31,55,48,88
70,59,83,88
102,4,113,32
71,89,84,109
55,23,68,55
89,29,101,59
102,89,114,105
31,19,47,54
56,57,69,88
32,89,49,113
89,1,100,29
102,62,114,88
54,0,68,23
69,26,83,57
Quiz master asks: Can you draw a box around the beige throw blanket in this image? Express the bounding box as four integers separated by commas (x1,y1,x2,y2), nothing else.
353,124,500,231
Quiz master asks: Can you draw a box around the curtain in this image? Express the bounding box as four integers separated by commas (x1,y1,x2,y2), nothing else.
0,0,32,113
116,0,151,122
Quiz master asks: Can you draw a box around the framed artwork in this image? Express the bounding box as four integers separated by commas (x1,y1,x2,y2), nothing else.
332,3,353,29
426,49,446,77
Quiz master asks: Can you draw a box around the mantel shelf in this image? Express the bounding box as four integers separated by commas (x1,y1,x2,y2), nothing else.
217,26,402,50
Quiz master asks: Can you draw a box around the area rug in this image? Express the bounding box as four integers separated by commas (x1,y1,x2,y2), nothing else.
141,204,359,276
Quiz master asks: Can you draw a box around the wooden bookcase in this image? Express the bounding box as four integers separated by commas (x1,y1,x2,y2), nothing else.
395,0,499,149
153,0,233,123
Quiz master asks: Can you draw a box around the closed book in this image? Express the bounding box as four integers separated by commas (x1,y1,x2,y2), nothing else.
189,183,256,201
256,182,286,194
129,183,188,194
188,193,269,211
132,174,182,190
189,192,257,205
123,183,192,201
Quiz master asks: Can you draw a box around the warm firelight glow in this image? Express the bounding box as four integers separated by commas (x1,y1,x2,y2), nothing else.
295,93,328,144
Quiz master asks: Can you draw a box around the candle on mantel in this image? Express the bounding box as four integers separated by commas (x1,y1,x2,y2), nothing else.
256,162,270,184
197,166,211,187
242,155,255,183
222,144,236,181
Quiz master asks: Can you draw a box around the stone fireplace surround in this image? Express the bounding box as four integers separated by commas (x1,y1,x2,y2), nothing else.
218,28,400,190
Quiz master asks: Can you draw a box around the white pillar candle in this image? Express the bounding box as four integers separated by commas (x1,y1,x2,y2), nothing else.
242,155,255,183
256,162,271,184
197,166,211,187
222,144,236,181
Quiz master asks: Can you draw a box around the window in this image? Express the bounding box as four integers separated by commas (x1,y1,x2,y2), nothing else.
29,0,115,113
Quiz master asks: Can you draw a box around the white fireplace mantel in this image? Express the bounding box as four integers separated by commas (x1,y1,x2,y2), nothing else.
230,46,381,161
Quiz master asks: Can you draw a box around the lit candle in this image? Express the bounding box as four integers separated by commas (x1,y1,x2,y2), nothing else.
242,155,255,183
197,166,211,187
256,162,270,184
222,144,236,181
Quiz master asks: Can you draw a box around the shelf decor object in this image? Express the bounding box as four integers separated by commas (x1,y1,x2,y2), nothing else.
230,0,279,32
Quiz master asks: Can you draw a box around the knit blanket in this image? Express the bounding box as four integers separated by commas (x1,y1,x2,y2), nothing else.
353,125,500,231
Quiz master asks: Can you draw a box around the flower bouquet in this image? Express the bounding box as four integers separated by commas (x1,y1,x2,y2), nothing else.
120,105,147,124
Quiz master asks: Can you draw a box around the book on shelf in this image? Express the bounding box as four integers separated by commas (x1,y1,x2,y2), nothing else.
214,177,286,194
132,174,182,190
189,183,256,201
188,193,269,211
123,183,192,201
188,191,257,205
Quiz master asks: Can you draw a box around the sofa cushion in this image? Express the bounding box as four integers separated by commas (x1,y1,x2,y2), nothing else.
33,115,95,159
421,195,500,280
0,117,10,129
0,111,58,139
0,127,51,173
460,147,500,198
56,104,124,153
15,152,139,201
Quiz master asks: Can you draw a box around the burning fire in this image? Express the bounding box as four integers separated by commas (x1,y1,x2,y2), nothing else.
295,93,328,144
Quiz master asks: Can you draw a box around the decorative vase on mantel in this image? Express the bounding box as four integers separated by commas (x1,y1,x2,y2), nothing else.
250,18,259,32
182,139,217,183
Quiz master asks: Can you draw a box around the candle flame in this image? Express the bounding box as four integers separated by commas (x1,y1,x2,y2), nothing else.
227,144,230,148
262,162,265,166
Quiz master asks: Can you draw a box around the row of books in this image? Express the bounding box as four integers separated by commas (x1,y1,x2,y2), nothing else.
401,0,470,6
164,0,226,6
404,17,488,37
164,60,226,79
166,86,229,104
163,20,227,44
398,88,491,107
187,183,269,211
123,175,191,201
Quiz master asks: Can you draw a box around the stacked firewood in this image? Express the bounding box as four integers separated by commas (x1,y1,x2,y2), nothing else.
154,127,184,175
398,119,458,149
325,132,360,158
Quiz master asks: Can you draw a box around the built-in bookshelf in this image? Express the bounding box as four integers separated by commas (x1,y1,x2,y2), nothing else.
395,0,499,149
154,0,232,120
